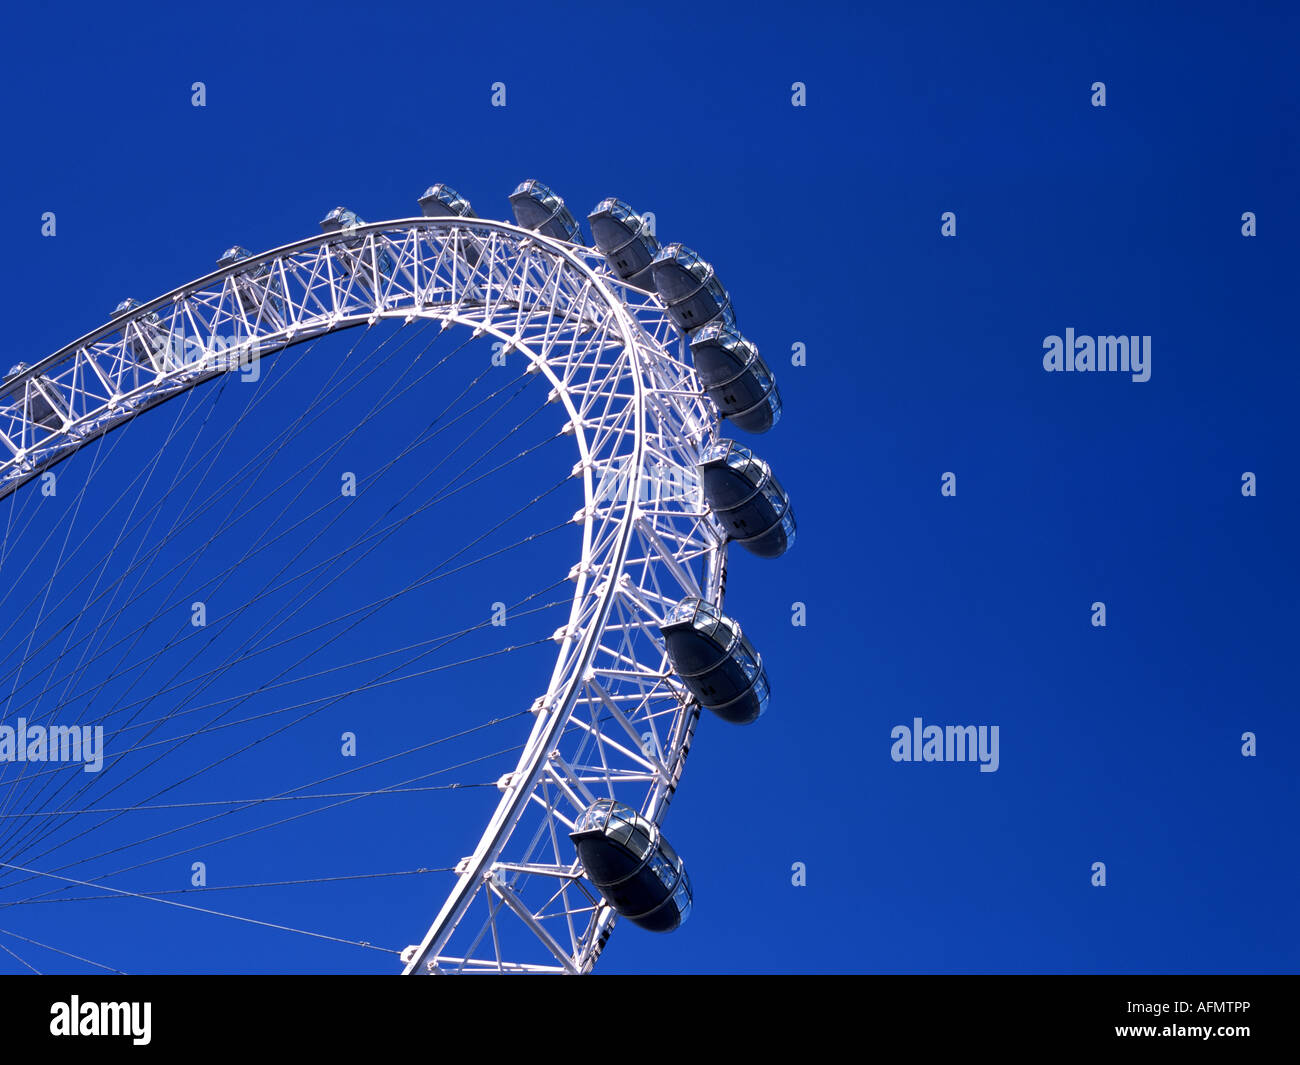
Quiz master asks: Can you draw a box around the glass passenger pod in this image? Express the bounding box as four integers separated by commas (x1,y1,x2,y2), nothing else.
418,183,476,218
1,363,70,432
508,180,584,244
217,245,253,268
689,323,782,434
569,799,692,932
320,206,364,234
649,244,735,334
660,597,769,724
587,198,659,287
698,440,795,558
216,246,279,320
319,207,393,284
419,184,483,267
110,298,169,373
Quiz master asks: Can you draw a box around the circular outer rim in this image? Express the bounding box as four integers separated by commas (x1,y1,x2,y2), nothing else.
1,217,727,974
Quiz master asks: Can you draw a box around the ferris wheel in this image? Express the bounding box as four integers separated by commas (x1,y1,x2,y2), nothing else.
0,180,794,974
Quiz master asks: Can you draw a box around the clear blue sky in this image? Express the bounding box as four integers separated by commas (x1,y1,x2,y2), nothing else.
0,0,1295,974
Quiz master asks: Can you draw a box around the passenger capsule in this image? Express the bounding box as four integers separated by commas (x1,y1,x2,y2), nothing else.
508,180,583,244
660,597,770,725
215,247,280,320
319,207,393,283
1,363,69,431
570,799,692,932
418,183,476,218
649,243,734,334
111,299,169,373
698,440,795,558
320,205,363,234
419,184,483,266
217,245,252,268
588,198,659,288
689,323,781,434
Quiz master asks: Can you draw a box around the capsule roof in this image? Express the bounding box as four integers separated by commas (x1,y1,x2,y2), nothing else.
110,295,162,328
699,440,795,558
653,243,713,288
418,183,476,218
588,197,644,233
508,179,583,244
320,206,364,232
217,245,252,267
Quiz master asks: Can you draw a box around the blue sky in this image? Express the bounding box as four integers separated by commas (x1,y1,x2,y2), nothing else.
0,0,1296,974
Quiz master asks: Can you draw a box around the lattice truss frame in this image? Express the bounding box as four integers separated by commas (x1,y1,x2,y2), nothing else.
0,218,726,974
